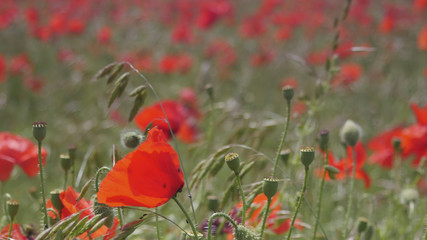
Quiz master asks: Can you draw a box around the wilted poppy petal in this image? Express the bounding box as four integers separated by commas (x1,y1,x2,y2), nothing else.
98,128,184,208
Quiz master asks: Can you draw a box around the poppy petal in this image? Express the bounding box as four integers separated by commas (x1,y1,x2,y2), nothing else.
97,128,184,208
0,154,15,181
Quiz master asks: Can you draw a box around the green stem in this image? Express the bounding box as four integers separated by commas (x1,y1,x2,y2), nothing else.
8,219,13,239
207,212,238,240
259,198,272,239
95,167,111,193
205,93,215,156
273,100,291,177
343,146,357,239
312,150,328,240
38,141,48,229
172,196,199,240
287,167,309,240
63,171,68,191
156,207,161,240
117,207,124,227
235,172,246,226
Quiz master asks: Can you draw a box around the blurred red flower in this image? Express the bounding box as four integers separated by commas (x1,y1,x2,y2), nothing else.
230,194,303,236
378,13,394,34
319,143,371,188
240,16,266,38
0,224,26,240
9,54,33,76
418,25,427,51
47,187,118,240
97,128,184,208
67,19,85,35
331,63,362,87
158,53,193,74
0,132,47,182
414,0,427,11
97,26,112,44
368,127,403,169
171,23,194,44
0,54,5,83
196,0,233,29
250,48,275,67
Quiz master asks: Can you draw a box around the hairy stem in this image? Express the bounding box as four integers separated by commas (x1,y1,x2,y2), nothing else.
259,198,272,238
344,146,357,238
173,196,199,240
38,142,48,229
312,150,328,240
273,100,291,177
235,172,246,226
287,167,309,240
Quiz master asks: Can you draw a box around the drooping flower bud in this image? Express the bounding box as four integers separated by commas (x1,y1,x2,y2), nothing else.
300,147,315,169
225,153,240,173
120,129,144,149
32,121,47,142
325,165,340,180
339,120,362,147
93,196,115,228
282,85,294,102
263,177,279,199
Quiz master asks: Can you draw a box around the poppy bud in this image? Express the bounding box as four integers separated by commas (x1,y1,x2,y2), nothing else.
280,149,291,165
60,153,72,172
121,130,144,149
32,121,47,142
93,197,114,228
282,85,294,101
325,165,340,180
7,199,19,221
400,188,419,205
318,129,329,151
263,177,279,199
357,217,368,233
234,225,258,240
50,189,63,213
300,147,315,169
207,195,219,212
339,120,362,147
67,144,77,161
225,153,240,173
392,137,401,152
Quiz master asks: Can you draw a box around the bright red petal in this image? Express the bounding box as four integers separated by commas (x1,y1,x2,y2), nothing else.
411,102,427,126
60,187,93,219
0,224,26,240
0,154,14,181
97,128,184,208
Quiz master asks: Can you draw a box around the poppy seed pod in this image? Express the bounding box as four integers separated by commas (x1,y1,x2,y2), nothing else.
7,199,19,220
60,153,72,172
319,129,329,151
300,147,315,168
280,149,291,165
357,217,368,234
67,144,77,161
225,153,240,173
32,121,47,142
282,85,294,101
50,189,63,214
263,177,279,199
325,165,340,180
339,120,362,147
207,195,219,212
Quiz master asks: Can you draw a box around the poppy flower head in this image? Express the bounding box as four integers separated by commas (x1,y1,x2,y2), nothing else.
368,127,403,169
418,25,427,51
0,132,47,181
411,102,427,126
97,128,184,208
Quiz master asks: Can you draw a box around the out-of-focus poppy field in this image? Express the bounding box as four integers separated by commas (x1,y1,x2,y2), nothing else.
1,0,427,239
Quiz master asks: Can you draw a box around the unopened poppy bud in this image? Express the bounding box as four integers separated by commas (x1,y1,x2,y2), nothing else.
392,137,401,152
32,121,47,142
50,189,63,213
7,199,19,221
364,225,374,240
357,217,368,233
282,85,294,101
339,120,362,147
207,195,219,212
263,177,279,199
121,130,144,149
225,153,240,173
400,188,419,205
300,147,315,169
319,129,329,151
67,144,77,161
234,225,258,240
60,153,72,172
325,165,340,180
280,149,291,165
94,197,115,228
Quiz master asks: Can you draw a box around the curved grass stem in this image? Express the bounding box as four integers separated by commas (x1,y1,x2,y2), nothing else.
343,146,357,239
207,212,238,240
172,196,199,240
287,167,309,240
273,100,291,177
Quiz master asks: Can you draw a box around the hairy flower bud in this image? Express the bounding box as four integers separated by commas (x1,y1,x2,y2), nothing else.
340,120,362,147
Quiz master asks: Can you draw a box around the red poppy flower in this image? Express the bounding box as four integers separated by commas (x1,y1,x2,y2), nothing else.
9,54,33,76
378,14,394,34
0,224,26,240
0,132,47,181
230,194,303,236
158,53,193,74
401,102,427,165
97,128,184,208
0,54,5,83
411,102,427,126
97,26,112,44
414,0,427,11
196,0,233,29
47,187,119,240
134,96,200,143
368,127,403,169
171,23,194,44
319,143,371,188
331,63,363,87
240,16,266,38
418,25,427,51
